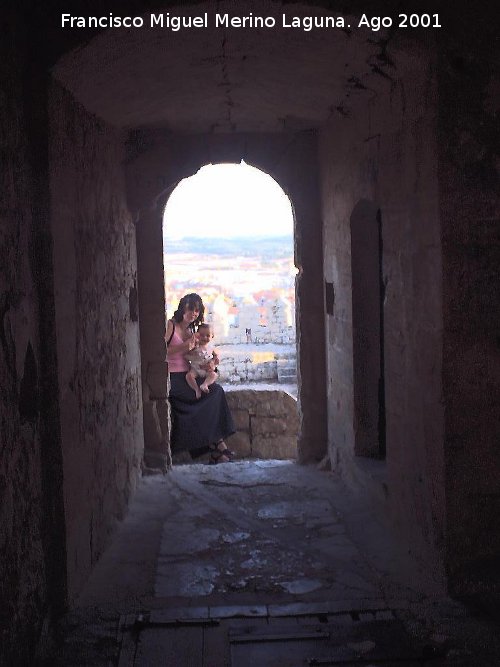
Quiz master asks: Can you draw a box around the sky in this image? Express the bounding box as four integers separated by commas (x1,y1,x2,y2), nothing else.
163,162,294,239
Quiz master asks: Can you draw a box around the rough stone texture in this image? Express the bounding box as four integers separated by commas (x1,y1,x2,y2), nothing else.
219,356,278,382
49,81,144,602
252,434,297,459
126,131,328,463
1,1,499,663
225,431,252,458
438,18,500,598
319,37,446,581
225,389,298,459
135,206,171,470
0,12,49,664
0,8,71,663
53,0,381,132
252,415,288,436
142,402,164,451
231,408,250,431
350,200,383,458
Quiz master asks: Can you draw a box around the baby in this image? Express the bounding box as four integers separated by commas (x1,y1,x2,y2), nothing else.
185,323,219,399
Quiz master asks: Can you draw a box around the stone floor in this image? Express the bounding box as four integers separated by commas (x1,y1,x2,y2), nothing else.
49,461,500,665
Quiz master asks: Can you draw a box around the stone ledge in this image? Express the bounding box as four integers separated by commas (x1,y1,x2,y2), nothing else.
225,388,298,459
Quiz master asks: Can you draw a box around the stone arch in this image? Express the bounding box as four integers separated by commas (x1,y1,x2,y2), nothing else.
161,161,296,346
128,133,327,467
47,3,452,604
3,3,500,661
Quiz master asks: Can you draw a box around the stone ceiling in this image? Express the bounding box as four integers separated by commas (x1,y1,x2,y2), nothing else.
53,1,391,132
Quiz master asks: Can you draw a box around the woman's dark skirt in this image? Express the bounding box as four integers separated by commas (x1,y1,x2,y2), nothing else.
169,372,235,457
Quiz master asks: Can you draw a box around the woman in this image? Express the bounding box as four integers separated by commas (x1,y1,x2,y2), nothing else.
166,293,235,463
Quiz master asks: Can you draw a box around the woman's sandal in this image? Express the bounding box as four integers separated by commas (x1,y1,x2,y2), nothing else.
209,440,235,465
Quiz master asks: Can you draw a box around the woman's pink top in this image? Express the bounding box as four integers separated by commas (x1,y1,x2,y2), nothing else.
167,326,189,372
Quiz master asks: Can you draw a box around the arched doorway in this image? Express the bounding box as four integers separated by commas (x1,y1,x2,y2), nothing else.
130,135,328,469
162,162,299,461
40,0,482,623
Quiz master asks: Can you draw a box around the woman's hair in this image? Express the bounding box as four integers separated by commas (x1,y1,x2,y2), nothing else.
172,293,205,329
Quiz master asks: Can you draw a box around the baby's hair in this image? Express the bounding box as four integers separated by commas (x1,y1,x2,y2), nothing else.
198,323,211,331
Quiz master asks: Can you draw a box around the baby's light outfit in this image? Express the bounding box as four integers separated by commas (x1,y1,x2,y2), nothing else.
185,344,214,378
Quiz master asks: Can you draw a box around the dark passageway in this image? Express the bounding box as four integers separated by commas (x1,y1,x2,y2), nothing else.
52,461,499,665
1,1,499,664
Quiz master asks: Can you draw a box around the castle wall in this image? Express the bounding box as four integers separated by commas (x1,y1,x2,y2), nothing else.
438,19,500,598
127,131,328,464
226,389,299,460
1,4,498,662
319,37,446,581
0,9,67,663
49,81,143,602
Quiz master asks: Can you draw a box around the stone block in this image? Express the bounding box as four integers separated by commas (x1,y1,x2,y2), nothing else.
232,408,250,431
143,401,163,451
226,390,285,416
227,389,298,415
148,361,168,399
143,449,168,472
256,396,286,416
155,398,171,440
252,435,297,459
226,431,251,458
252,416,288,437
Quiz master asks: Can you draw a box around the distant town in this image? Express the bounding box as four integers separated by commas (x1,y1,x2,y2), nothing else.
164,235,297,344
164,235,298,385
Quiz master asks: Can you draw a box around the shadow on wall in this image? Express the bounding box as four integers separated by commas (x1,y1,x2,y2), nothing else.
350,199,386,460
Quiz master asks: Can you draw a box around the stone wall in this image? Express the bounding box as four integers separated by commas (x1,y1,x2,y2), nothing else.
136,208,171,473
225,390,298,459
438,18,500,598
49,81,143,602
217,345,296,384
0,3,496,663
318,21,500,599
319,36,446,579
126,131,328,463
0,10,51,663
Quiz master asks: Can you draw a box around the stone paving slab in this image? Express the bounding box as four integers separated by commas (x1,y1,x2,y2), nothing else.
149,607,210,623
155,461,382,604
209,604,268,619
52,462,500,666
118,612,447,667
